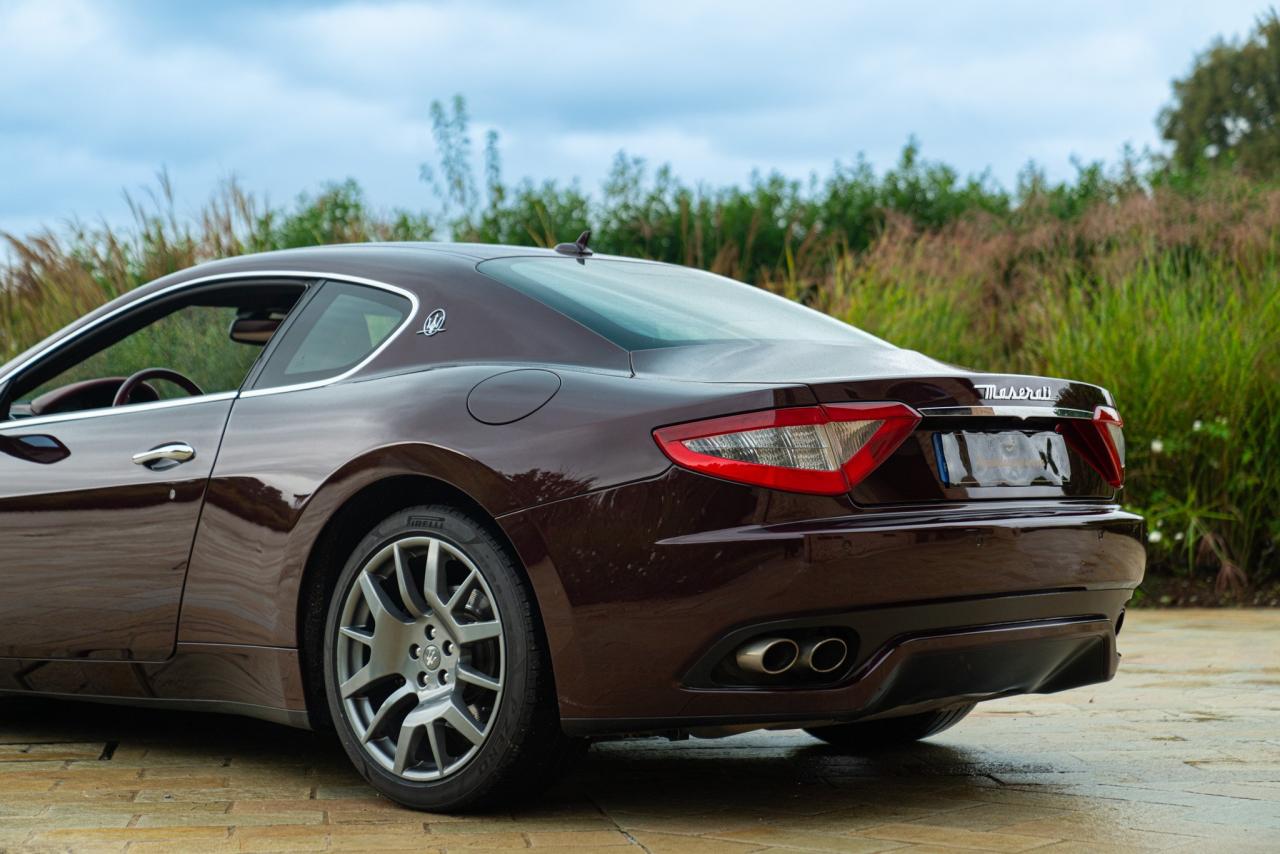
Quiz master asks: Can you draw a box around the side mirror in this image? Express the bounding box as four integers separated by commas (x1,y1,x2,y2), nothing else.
0,434,71,464
229,311,284,346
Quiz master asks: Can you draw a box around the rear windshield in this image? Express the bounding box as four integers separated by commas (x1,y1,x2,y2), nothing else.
477,257,891,351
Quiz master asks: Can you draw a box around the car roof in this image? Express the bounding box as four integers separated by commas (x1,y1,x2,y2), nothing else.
202,241,574,265
155,241,651,290
61,242,609,323
358,242,565,260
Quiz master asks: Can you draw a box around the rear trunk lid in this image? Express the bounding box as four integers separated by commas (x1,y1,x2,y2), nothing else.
632,342,1119,503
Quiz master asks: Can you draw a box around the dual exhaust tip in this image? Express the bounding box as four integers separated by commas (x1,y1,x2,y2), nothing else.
735,636,849,676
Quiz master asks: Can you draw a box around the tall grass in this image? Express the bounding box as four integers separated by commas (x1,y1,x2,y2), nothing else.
2,167,1278,587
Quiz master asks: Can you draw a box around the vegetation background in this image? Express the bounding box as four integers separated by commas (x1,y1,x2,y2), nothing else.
2,16,1278,601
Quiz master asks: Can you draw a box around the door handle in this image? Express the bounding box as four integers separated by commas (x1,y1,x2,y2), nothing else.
132,442,196,469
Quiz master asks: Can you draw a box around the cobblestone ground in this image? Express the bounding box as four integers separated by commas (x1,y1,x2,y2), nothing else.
0,609,1277,853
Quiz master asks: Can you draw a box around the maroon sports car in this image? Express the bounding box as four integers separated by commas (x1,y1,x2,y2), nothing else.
0,238,1144,809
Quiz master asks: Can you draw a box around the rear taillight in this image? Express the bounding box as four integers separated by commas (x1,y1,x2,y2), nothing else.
1058,405,1126,488
653,403,921,495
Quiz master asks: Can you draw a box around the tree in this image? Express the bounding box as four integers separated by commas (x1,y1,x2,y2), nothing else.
1159,12,1280,175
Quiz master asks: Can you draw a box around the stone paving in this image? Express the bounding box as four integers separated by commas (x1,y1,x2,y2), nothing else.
0,609,1277,853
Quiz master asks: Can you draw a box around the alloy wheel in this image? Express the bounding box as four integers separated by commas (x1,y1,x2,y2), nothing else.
335,535,504,781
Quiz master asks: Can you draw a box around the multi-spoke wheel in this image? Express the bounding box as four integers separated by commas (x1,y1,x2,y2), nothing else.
336,535,504,779
323,505,585,811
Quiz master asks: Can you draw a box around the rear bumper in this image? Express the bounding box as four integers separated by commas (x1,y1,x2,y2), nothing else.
501,469,1146,734
564,595,1123,735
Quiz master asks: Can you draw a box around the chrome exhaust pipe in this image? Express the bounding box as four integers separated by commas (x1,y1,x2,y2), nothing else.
800,637,848,674
736,638,800,675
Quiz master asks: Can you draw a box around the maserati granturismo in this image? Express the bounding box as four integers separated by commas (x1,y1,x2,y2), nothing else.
0,236,1145,809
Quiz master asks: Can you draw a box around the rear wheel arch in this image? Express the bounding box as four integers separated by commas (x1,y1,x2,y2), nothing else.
296,473,552,729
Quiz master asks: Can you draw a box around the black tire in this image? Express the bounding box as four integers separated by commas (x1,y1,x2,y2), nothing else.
805,703,974,751
322,504,585,811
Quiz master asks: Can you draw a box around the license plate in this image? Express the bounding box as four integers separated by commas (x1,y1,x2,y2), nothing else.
933,430,1071,487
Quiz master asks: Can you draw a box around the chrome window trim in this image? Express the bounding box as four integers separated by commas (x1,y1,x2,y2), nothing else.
919,405,1094,420
0,392,239,433
241,278,419,398
0,269,420,428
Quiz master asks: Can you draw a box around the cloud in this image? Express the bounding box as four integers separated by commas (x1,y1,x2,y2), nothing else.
0,0,1267,238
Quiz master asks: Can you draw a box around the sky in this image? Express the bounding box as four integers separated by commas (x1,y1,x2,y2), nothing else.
0,0,1268,239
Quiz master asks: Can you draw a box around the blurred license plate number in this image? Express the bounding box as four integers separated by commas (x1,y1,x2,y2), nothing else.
934,431,1071,487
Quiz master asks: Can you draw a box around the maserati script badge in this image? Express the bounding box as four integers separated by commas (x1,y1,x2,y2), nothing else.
974,383,1054,401
418,308,447,336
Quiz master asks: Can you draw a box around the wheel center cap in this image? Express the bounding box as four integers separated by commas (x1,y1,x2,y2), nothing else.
421,644,442,671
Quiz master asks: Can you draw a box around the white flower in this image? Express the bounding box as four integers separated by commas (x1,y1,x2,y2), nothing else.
1148,531,1163,544
1150,439,1164,454
1192,420,1203,432
1175,532,1185,542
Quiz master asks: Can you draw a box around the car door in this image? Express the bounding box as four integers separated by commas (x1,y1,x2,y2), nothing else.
0,397,236,660
0,282,302,661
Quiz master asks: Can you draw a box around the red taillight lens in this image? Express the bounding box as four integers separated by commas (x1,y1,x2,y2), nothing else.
1059,405,1126,488
653,402,922,495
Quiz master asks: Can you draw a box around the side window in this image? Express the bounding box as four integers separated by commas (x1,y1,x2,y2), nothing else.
4,282,305,421
253,282,411,389
28,306,260,402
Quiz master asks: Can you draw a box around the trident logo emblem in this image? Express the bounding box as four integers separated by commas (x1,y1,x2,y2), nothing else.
418,308,447,336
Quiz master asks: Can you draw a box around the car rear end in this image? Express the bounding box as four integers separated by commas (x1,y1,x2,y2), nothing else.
478,255,1145,734
634,364,1139,720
